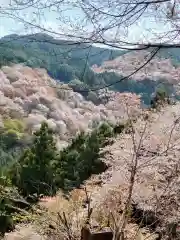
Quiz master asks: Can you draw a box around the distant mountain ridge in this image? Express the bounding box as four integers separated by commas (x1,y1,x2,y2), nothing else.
0,33,125,70
92,49,180,103
1,33,180,105
0,34,126,100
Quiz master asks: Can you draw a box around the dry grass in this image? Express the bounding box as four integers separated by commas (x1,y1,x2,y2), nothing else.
37,189,89,240
36,183,159,240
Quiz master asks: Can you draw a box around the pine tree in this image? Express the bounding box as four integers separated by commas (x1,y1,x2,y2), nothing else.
54,124,110,191
10,122,58,197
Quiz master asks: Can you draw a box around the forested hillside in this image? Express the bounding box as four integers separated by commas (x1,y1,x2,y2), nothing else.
0,33,124,85
1,33,179,106
0,63,141,234
0,34,180,239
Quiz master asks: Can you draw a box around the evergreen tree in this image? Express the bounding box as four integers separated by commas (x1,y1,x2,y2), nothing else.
150,85,170,109
10,122,58,197
54,124,112,191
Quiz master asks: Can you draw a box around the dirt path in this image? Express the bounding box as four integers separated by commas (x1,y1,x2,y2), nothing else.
4,225,45,240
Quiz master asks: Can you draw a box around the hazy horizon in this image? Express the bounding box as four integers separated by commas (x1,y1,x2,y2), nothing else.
0,0,173,48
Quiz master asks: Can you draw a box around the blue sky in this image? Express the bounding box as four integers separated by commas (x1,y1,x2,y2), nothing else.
0,0,172,46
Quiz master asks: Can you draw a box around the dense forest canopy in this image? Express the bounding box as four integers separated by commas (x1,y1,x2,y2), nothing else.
0,0,180,237
0,33,124,80
0,33,179,105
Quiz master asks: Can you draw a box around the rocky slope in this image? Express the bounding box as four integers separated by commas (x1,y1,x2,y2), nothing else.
0,64,141,148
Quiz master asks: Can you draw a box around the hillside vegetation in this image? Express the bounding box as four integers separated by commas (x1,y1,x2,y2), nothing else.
0,34,125,102
91,102,180,239
0,34,179,105
0,120,116,235
1,34,180,239
92,49,180,103
0,64,140,144
0,63,141,234
0,62,140,170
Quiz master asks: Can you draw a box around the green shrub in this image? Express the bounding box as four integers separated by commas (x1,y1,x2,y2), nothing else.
151,86,170,109
54,122,114,191
87,91,100,104
9,122,58,197
0,214,14,234
9,121,116,197
3,119,25,133
0,119,25,149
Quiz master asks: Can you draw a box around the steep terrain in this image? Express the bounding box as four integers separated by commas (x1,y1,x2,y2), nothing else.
92,50,179,83
92,50,180,99
7,102,180,240
89,103,180,237
0,64,134,240
1,38,180,239
0,64,141,148
0,34,124,86
1,34,180,106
